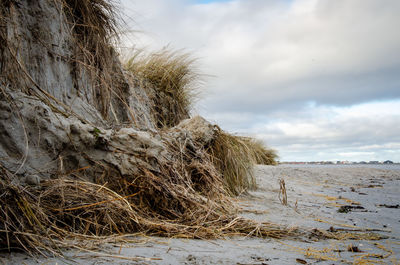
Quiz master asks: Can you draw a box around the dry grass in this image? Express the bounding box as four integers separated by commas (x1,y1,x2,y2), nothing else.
207,130,256,195
0,120,290,254
125,49,200,128
279,179,288,206
60,0,121,117
0,0,124,120
0,147,300,256
1,159,383,255
207,129,278,196
240,137,278,165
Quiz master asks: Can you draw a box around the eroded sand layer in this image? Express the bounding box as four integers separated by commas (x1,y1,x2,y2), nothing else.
2,165,399,264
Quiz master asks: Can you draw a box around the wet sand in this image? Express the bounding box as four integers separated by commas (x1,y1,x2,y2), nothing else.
2,165,399,264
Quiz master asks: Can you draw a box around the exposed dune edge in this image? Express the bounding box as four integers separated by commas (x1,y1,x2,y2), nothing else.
0,0,283,254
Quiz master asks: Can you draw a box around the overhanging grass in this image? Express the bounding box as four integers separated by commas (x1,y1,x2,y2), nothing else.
240,136,278,165
61,0,121,117
1,0,123,118
125,49,200,128
207,129,278,196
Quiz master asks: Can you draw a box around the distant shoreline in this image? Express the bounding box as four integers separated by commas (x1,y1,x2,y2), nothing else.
277,163,400,170
280,161,398,165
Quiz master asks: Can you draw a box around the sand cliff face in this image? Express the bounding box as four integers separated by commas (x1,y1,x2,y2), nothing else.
0,0,190,181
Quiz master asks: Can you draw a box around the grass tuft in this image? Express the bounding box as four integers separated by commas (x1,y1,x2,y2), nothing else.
0,0,124,119
240,137,278,165
207,129,278,196
61,0,121,117
125,49,200,128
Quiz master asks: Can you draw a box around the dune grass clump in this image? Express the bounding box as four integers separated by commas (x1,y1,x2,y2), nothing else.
0,0,123,119
60,0,121,117
207,128,278,196
125,49,200,128
207,129,256,196
240,137,278,165
61,0,119,44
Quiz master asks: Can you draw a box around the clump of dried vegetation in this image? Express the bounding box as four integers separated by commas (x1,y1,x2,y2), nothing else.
240,137,278,165
207,130,257,195
125,49,199,128
60,0,121,117
0,0,125,120
0,144,288,256
207,128,278,195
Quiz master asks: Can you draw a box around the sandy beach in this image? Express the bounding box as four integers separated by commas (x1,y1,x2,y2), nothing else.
2,165,399,264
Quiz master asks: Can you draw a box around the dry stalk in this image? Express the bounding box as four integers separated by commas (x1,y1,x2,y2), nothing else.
279,179,288,206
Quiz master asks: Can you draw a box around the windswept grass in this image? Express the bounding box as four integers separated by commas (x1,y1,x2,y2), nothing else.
62,0,119,44
125,49,200,128
207,128,278,196
240,137,278,165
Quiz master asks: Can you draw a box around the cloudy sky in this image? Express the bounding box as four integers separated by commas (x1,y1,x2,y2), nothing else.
120,0,400,162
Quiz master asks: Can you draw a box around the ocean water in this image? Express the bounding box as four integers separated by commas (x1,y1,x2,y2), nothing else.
279,163,400,170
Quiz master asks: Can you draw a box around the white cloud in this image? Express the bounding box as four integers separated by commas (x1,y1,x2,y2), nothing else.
120,0,400,161
246,101,400,161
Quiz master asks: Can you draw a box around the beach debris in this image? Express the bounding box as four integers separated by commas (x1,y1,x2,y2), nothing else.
347,244,362,252
295,258,308,264
241,209,269,215
337,205,366,213
186,254,197,263
352,242,394,264
311,193,361,205
280,242,340,262
279,179,288,206
250,256,270,264
294,199,300,213
236,262,268,265
367,184,383,188
378,204,399,208
283,239,394,264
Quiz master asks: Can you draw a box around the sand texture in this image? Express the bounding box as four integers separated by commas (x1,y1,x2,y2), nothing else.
1,165,399,264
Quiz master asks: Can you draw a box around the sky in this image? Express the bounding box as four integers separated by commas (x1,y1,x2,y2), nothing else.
119,0,400,162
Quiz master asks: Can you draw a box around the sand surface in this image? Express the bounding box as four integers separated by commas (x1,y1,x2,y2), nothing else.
2,165,399,264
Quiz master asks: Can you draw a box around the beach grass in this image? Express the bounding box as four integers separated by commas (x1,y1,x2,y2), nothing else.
125,49,200,128
208,128,278,195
